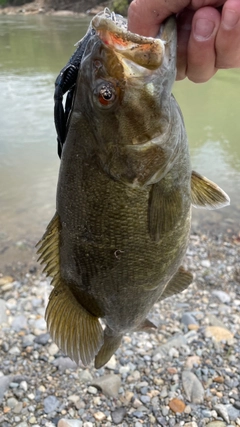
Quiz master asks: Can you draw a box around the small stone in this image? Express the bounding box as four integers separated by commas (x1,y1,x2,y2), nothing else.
205,423,227,427
0,299,8,324
201,259,211,268
9,346,21,355
34,333,50,345
184,423,198,427
0,276,14,286
48,343,59,356
7,397,18,408
214,404,230,423
213,376,224,383
93,411,106,421
205,326,234,344
34,318,46,330
153,334,187,356
185,355,201,369
43,395,60,414
20,381,28,391
67,395,80,403
212,290,231,303
58,420,83,427
182,370,204,403
169,398,186,413
91,374,121,398
79,370,93,383
226,404,240,421
105,355,117,370
87,386,98,395
22,334,35,347
0,375,12,403
12,315,28,332
13,402,23,414
182,313,198,326
111,407,126,424
54,357,78,371
29,417,37,424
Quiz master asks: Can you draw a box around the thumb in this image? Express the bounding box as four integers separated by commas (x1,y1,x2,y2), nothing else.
128,0,191,36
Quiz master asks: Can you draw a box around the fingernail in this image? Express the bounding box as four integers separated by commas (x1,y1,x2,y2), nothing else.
223,9,239,29
194,18,215,41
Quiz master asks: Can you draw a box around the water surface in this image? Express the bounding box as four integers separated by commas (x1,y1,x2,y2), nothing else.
0,15,239,268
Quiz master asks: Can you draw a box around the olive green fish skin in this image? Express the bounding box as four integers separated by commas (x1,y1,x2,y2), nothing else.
57,17,191,333
37,12,229,367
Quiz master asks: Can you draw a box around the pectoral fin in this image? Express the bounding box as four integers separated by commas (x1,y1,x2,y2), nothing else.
148,182,182,242
136,318,157,331
191,170,230,210
160,266,193,301
95,326,122,369
36,212,104,366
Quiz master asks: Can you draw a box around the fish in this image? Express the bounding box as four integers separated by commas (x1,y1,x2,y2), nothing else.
37,9,230,369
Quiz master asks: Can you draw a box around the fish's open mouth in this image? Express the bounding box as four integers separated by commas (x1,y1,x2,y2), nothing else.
91,8,167,71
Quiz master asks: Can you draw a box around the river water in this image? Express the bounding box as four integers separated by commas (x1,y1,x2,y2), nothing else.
0,15,239,269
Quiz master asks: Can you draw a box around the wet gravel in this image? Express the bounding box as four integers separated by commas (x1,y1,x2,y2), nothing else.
0,231,239,427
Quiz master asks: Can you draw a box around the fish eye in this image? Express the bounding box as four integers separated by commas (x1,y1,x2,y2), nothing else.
94,80,117,109
98,83,116,105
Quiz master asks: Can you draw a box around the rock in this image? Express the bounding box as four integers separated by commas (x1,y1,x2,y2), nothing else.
205,326,234,344
91,374,121,398
22,334,35,347
226,404,240,421
87,386,98,395
0,276,14,286
105,354,117,370
67,395,80,404
0,299,8,324
181,313,199,326
169,398,186,413
34,317,46,330
207,314,226,328
43,395,60,414
48,343,59,356
182,370,204,403
93,411,106,421
13,402,23,414
205,423,227,427
201,259,211,268
53,357,78,371
214,404,230,423
6,397,18,408
111,407,126,424
58,420,83,427
185,355,201,369
0,375,12,402
34,333,50,345
184,423,198,427
153,334,187,357
11,315,28,331
78,370,93,383
212,290,231,303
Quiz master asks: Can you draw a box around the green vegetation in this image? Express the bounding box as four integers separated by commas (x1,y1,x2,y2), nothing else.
111,0,129,16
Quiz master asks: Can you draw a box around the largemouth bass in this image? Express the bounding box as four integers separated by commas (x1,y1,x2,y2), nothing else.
37,10,230,368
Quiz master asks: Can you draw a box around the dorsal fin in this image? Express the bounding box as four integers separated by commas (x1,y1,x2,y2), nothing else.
191,170,230,210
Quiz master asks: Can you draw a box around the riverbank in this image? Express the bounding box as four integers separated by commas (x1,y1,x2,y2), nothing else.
0,0,108,16
0,230,239,426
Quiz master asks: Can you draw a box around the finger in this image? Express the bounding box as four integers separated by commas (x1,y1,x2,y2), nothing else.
215,0,240,68
128,0,191,37
186,7,221,82
176,10,195,80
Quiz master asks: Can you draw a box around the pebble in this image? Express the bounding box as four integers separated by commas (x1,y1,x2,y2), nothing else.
0,299,8,324
43,395,60,413
205,326,234,344
214,404,230,423
105,355,117,370
0,375,12,402
7,397,18,408
93,411,106,421
212,290,231,303
182,370,204,403
169,398,186,413
91,375,121,398
53,357,78,371
111,407,126,424
58,421,83,427
205,423,227,427
181,313,199,326
11,315,28,332
48,343,59,356
78,370,93,383
201,259,211,268
34,333,50,345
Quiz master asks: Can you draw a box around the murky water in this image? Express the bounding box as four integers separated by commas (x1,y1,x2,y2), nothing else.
0,15,239,268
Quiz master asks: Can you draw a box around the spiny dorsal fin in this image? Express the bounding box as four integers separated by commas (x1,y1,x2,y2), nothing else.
36,213,104,366
36,212,60,279
191,170,230,210
148,181,182,242
46,281,104,366
95,326,122,369
160,266,193,301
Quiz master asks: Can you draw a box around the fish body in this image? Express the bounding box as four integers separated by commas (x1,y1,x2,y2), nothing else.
37,10,229,368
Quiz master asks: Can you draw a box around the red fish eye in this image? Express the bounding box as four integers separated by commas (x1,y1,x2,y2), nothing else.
98,84,116,105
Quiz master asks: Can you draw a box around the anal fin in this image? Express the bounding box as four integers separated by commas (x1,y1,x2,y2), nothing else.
191,170,230,210
160,266,193,301
46,280,104,366
95,326,122,369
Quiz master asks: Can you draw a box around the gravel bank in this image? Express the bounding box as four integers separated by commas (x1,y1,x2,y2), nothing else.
0,231,239,427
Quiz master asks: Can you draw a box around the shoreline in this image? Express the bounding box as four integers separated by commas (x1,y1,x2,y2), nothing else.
0,0,107,16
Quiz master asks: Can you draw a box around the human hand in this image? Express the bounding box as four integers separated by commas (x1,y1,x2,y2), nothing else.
128,0,240,82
